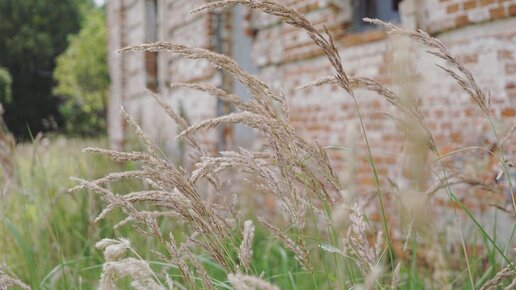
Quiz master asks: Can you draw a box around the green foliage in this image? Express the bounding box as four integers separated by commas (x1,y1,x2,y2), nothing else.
0,138,321,289
54,8,109,136
0,66,12,103
0,0,91,138
3,136,514,289
1,138,136,289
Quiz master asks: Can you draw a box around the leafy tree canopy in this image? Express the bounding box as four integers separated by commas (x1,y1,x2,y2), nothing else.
0,67,12,103
0,0,92,138
54,8,109,136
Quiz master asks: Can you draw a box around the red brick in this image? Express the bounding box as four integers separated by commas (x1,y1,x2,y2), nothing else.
447,3,460,13
341,29,385,47
455,15,470,26
463,0,477,10
509,4,516,16
439,145,456,156
460,53,478,63
489,7,506,19
451,132,463,143
498,49,513,60
481,0,496,5
358,176,376,186
501,108,515,117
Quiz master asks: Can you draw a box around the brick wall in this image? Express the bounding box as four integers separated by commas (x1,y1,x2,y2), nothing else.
108,0,224,161
108,1,516,237
424,0,516,32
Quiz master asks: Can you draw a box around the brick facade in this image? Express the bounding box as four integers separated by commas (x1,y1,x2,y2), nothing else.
107,0,515,237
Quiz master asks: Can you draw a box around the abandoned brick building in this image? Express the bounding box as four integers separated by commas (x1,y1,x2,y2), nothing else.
107,0,516,234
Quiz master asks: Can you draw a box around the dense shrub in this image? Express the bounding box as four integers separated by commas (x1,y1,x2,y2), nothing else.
54,8,109,136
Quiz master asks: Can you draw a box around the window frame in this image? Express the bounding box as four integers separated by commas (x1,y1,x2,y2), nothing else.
351,0,401,33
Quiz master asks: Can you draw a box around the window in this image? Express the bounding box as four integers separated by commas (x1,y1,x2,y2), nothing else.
231,5,258,149
145,0,159,91
352,0,401,32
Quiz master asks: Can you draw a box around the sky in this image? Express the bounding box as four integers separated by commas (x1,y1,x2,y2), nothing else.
94,0,105,6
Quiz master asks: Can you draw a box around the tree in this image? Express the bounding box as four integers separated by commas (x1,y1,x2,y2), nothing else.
0,67,12,103
53,8,109,136
0,0,91,138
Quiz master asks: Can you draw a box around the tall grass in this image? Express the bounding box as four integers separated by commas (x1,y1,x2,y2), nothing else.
1,0,515,289
0,136,168,289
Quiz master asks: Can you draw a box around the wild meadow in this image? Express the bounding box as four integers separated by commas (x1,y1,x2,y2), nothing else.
1,1,515,289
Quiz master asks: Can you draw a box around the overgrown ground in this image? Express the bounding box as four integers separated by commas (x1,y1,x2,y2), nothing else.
1,138,323,289
1,136,514,289
1,1,515,289
1,137,127,289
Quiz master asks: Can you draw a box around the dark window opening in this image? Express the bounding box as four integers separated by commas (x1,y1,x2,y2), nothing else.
145,0,159,91
352,0,401,32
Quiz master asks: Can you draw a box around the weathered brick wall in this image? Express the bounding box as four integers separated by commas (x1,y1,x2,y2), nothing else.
423,0,516,32
107,0,126,150
108,0,223,161
259,21,516,175
108,0,150,149
243,0,516,194
107,0,516,228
